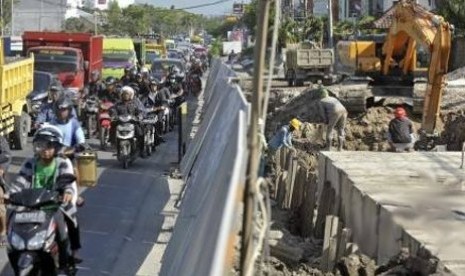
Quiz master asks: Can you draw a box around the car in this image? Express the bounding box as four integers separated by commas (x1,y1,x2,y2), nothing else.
151,58,186,81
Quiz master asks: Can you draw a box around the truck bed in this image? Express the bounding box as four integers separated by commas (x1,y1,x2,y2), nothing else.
287,48,334,69
0,55,34,105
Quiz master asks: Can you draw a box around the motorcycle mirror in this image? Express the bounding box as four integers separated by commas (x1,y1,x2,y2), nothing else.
0,154,10,165
55,173,77,190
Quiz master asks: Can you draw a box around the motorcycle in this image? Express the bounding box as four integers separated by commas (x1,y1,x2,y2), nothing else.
6,174,77,276
141,111,159,156
83,96,99,138
188,73,202,97
115,115,138,169
98,100,114,150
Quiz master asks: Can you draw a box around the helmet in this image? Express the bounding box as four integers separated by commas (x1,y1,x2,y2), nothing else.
33,124,64,153
50,83,62,92
149,76,160,86
135,72,142,80
56,96,73,110
394,107,406,118
121,86,135,100
105,76,116,86
290,118,302,130
141,67,149,74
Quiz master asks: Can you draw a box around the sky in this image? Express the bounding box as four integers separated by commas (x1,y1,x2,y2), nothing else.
135,0,246,16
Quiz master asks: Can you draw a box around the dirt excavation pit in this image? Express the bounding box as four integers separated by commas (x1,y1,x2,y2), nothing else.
258,78,465,275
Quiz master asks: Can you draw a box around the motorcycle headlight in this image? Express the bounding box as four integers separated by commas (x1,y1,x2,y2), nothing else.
9,232,25,250
27,230,47,250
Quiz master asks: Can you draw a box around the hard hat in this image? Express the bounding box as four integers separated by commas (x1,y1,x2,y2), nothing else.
290,118,302,130
394,107,406,118
121,86,135,99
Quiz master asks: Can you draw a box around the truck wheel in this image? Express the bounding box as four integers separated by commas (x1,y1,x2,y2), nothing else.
11,112,30,150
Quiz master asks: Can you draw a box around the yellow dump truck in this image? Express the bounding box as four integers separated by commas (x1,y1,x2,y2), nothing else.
0,40,34,149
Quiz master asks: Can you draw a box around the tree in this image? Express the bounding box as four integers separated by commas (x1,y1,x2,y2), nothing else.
63,18,93,33
436,0,465,35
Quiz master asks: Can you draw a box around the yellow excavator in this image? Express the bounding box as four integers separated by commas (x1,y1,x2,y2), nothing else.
335,0,452,136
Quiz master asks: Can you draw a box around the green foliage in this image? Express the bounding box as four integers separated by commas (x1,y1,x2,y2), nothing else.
63,18,93,33
209,39,222,57
93,1,205,36
436,0,465,35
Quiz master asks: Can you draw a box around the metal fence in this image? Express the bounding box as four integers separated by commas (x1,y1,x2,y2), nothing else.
161,60,249,276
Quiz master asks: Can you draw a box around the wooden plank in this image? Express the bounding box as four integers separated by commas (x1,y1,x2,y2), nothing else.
276,171,288,207
291,168,305,210
320,215,339,272
273,171,282,199
336,228,352,261
314,181,335,239
300,172,317,237
283,158,298,209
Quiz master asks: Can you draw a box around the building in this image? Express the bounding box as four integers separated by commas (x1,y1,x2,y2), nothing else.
12,0,68,35
338,0,435,20
84,0,135,10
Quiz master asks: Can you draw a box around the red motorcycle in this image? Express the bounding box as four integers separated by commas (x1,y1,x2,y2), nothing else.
98,99,114,150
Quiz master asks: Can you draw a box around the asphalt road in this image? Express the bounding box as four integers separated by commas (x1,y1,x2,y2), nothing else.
0,118,186,275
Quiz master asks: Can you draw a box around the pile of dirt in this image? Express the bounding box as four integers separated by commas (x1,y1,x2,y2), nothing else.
438,111,465,150
446,67,465,81
267,88,424,156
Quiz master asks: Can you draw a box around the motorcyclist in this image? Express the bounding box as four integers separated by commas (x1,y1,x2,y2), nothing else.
48,97,87,263
99,76,120,103
140,77,169,143
138,69,151,96
110,86,146,157
35,85,78,128
166,67,185,107
120,66,133,86
9,125,78,273
86,70,105,97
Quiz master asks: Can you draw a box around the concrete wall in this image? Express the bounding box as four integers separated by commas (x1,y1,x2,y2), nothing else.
318,151,465,274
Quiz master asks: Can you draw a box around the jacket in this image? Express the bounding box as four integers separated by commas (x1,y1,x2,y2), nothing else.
11,157,78,226
268,125,293,151
36,102,78,125
388,117,413,143
110,100,145,118
49,117,86,147
318,96,347,123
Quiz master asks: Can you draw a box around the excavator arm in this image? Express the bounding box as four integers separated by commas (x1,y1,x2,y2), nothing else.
381,0,452,134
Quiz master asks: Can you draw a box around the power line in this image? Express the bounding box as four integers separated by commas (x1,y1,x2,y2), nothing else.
173,0,233,11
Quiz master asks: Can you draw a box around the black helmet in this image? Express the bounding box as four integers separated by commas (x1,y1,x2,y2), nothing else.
135,72,142,79
56,96,73,110
105,76,116,86
148,76,160,85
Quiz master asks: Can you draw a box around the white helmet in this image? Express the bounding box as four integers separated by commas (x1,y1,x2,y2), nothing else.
121,86,135,99
141,67,149,74
33,123,64,153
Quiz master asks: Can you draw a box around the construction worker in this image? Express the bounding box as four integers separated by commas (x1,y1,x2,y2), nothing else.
317,86,347,151
268,118,302,154
388,107,415,152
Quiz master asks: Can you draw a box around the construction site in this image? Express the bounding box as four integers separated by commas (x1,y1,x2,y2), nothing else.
230,0,465,275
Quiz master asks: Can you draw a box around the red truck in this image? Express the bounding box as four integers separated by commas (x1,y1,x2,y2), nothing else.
22,32,103,95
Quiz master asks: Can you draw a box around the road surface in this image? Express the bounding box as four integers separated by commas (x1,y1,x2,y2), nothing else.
0,117,187,275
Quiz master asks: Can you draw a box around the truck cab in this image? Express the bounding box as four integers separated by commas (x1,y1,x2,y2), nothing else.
28,47,86,92
102,38,137,79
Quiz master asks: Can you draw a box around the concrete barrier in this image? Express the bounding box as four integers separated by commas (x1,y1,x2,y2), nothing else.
161,60,249,276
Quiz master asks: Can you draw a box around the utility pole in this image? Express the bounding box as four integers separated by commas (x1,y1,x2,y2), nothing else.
10,0,13,35
328,0,333,48
1,0,4,37
240,0,271,275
